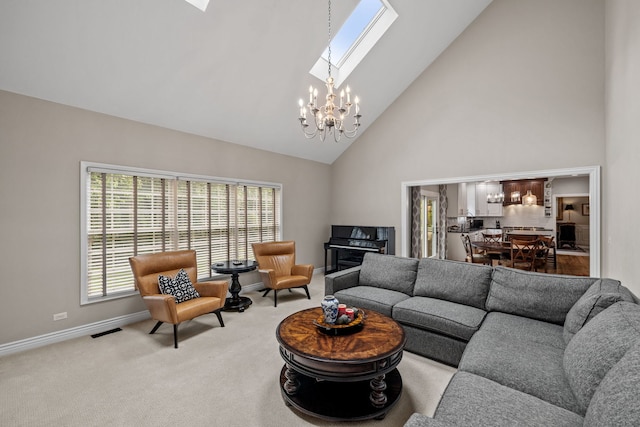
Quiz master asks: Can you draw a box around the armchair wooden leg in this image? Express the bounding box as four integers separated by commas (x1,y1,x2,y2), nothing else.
303,285,310,300
173,324,178,349
213,308,225,327
274,290,278,307
262,288,271,297
149,321,163,335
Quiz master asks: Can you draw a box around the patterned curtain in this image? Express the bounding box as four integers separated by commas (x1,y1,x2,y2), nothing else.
410,186,422,258
438,185,448,259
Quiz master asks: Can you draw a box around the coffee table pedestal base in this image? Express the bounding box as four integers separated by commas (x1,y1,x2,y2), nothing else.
279,365,402,421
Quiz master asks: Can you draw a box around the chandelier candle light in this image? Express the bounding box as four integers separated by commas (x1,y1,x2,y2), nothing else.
298,0,362,142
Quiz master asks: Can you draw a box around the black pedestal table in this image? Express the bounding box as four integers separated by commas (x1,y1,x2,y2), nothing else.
212,260,258,312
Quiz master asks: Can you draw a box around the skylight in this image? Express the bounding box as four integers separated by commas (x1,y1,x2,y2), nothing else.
310,0,398,88
184,0,209,12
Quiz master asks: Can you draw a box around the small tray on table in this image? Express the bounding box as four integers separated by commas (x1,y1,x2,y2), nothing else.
313,309,366,336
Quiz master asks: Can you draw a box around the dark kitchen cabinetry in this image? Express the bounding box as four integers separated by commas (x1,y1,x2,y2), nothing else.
501,179,546,206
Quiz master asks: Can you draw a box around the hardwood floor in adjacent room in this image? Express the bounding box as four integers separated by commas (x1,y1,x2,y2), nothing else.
544,254,590,276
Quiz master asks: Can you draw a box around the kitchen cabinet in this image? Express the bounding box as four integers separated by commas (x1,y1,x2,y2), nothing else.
501,179,546,206
476,182,503,217
457,183,466,216
466,183,476,216
457,183,476,216
475,183,488,216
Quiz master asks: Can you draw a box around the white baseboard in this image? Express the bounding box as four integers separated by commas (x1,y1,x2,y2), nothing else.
1,269,326,358
0,311,151,357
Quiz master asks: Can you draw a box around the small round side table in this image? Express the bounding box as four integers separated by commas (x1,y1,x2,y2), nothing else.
212,260,258,312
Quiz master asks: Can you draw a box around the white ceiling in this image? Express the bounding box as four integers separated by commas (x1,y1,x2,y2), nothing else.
0,0,492,164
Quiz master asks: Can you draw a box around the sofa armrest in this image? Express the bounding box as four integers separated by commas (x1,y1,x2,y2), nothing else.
324,266,361,295
403,413,451,427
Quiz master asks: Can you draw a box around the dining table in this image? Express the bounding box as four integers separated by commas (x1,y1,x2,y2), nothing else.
470,240,512,265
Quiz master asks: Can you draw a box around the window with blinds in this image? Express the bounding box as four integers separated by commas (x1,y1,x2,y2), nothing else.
81,162,282,304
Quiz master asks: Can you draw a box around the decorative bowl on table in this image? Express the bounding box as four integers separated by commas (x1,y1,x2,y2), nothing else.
313,308,366,336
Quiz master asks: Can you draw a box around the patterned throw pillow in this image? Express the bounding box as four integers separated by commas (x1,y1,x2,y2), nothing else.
158,269,200,303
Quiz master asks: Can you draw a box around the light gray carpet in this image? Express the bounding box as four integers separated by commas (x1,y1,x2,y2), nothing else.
0,274,455,426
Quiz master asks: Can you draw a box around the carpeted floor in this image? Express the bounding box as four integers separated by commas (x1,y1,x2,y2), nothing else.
0,274,455,427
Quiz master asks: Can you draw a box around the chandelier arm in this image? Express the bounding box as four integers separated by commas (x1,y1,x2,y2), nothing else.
300,125,319,139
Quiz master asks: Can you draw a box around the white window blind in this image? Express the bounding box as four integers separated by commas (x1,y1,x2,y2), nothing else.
82,163,282,304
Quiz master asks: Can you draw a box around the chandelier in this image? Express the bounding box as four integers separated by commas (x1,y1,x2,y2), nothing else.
298,0,362,142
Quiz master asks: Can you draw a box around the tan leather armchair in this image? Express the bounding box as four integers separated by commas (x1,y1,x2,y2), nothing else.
251,241,313,307
129,250,229,348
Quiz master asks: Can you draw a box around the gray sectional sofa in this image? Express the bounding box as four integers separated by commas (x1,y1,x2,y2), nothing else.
324,253,640,426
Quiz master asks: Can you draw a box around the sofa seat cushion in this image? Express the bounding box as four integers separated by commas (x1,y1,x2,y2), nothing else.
564,301,640,414
486,267,596,324
393,297,486,341
359,253,419,296
334,286,410,318
584,343,640,426
402,325,467,367
563,278,634,344
477,311,567,349
432,372,584,427
459,312,580,414
414,258,492,310
403,413,449,427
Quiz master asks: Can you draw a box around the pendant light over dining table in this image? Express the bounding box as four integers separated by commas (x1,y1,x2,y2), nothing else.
522,190,538,206
298,0,362,142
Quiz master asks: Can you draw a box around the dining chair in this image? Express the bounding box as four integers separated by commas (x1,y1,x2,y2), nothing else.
461,234,490,265
481,232,503,264
482,232,503,244
505,233,539,242
535,236,556,271
506,238,540,271
532,240,551,273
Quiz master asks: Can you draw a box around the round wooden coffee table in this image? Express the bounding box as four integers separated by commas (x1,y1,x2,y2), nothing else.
276,307,406,421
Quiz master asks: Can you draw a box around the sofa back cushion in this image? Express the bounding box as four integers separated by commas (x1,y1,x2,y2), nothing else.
584,343,640,426
414,258,492,310
359,253,418,296
563,302,640,414
486,267,596,324
563,278,635,344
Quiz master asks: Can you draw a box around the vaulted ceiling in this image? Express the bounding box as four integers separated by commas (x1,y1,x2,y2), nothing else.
0,0,492,164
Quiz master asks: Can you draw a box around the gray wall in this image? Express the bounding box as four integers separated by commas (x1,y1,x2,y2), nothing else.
604,0,640,291
332,0,604,247
331,0,640,295
0,90,331,344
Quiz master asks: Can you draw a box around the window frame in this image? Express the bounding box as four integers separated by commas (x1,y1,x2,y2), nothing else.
80,161,283,305
309,0,398,88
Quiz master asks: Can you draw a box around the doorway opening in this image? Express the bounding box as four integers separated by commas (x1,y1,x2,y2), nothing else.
421,194,438,258
401,166,600,277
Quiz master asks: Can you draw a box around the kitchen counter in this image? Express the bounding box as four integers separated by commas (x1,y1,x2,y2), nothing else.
446,227,484,233
503,228,554,236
